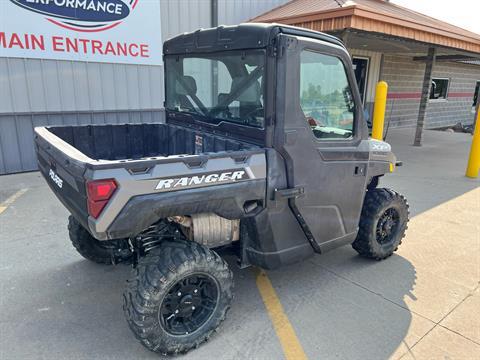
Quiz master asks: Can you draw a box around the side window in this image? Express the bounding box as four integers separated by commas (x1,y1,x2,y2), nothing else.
429,78,449,100
300,50,355,139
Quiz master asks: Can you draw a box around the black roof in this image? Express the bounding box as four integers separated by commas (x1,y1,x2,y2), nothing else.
163,23,345,55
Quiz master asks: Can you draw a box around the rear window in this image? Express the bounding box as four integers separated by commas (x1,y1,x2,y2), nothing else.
165,50,266,129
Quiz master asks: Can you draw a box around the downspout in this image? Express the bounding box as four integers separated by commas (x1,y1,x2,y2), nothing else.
211,0,218,27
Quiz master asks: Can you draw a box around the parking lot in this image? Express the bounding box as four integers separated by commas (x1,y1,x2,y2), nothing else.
0,128,479,359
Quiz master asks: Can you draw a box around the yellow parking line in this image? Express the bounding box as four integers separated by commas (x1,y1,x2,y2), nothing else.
255,268,308,360
0,188,28,215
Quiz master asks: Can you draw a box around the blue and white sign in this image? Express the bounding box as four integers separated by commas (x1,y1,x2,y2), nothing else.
0,0,162,65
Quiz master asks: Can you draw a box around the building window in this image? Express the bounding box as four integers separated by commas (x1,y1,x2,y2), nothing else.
473,81,480,109
300,50,355,140
430,78,449,100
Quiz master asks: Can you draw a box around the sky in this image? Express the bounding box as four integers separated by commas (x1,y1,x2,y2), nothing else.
392,0,480,34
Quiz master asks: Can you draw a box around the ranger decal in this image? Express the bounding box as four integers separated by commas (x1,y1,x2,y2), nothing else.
155,170,250,190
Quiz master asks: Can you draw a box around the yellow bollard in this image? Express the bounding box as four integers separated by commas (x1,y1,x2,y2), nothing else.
465,109,480,178
372,81,388,140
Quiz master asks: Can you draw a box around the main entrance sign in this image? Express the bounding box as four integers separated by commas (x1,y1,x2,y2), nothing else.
0,0,162,65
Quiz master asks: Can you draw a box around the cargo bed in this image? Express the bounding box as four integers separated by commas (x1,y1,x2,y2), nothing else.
34,123,266,240
46,123,258,162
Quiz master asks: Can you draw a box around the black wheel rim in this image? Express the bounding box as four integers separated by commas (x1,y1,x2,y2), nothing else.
376,207,400,245
159,273,219,336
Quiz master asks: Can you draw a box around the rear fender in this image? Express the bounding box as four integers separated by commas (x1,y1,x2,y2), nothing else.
97,180,266,240
87,153,266,239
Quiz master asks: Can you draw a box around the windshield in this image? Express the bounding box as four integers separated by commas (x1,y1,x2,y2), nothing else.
165,50,266,128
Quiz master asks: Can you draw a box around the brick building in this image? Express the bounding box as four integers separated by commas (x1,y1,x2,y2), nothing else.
253,0,480,144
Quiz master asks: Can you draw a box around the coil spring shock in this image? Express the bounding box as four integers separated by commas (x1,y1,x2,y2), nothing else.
129,220,184,267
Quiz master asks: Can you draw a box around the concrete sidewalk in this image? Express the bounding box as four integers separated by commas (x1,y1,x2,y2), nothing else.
0,128,478,359
382,129,480,358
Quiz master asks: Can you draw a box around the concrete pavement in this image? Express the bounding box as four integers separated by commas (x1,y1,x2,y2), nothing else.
0,128,479,359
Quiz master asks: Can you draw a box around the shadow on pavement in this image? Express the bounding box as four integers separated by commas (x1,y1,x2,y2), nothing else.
1,245,417,360
268,245,418,359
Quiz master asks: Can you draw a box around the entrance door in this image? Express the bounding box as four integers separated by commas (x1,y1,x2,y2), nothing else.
275,34,370,251
352,57,369,104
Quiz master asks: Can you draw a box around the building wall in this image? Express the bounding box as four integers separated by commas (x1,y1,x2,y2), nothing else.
218,0,288,25
0,58,165,114
426,61,480,128
0,0,288,174
382,54,480,129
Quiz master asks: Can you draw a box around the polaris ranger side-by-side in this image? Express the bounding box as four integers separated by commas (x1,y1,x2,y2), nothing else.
34,23,409,355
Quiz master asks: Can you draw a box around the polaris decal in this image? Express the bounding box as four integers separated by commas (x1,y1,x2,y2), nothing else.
156,170,250,191
10,0,137,32
49,169,63,188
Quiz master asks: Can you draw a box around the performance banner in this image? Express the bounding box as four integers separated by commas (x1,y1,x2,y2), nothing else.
0,0,162,65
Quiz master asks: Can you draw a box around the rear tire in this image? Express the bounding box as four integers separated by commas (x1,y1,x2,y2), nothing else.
123,240,233,355
68,216,131,264
352,188,409,260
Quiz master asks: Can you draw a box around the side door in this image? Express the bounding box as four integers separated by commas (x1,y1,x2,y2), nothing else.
275,34,370,251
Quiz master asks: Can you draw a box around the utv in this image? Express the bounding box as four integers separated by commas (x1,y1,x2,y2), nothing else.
34,23,409,355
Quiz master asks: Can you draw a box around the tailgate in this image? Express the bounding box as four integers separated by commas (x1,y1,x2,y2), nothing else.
34,127,90,229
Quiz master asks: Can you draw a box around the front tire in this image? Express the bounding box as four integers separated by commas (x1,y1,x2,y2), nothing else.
352,188,409,260
123,240,233,355
68,216,131,264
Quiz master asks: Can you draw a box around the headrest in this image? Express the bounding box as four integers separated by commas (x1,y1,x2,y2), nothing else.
231,78,261,102
176,75,197,96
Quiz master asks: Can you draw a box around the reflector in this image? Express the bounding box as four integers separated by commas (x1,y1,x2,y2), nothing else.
96,184,113,198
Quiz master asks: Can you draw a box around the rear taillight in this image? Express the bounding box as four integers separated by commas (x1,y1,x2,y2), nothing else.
86,179,117,219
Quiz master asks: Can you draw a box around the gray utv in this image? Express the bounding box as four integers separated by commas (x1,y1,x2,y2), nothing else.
34,23,409,355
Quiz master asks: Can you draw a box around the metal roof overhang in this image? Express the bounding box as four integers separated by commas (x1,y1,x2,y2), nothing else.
255,5,480,58
333,29,480,61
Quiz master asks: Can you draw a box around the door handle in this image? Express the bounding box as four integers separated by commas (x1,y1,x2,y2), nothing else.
354,164,366,176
